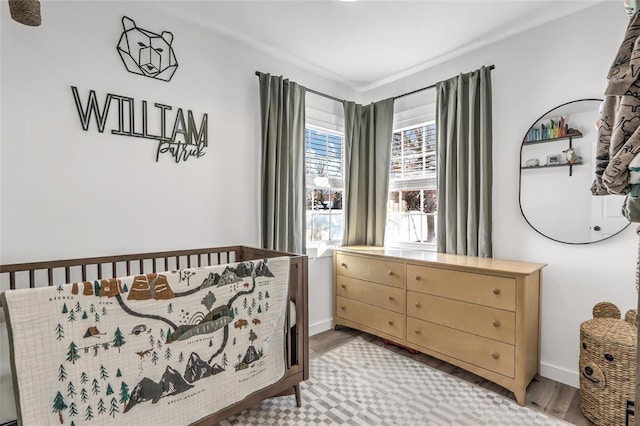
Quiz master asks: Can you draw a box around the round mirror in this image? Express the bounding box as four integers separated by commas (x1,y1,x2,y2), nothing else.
519,99,630,244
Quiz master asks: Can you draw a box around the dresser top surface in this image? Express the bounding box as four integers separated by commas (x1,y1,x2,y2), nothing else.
334,246,546,275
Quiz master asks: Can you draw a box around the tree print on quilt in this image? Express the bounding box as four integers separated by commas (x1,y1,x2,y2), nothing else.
1,257,290,426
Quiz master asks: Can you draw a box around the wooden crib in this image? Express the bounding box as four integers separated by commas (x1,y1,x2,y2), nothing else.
0,245,308,425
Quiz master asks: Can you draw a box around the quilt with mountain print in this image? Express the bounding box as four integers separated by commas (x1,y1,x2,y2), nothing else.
1,256,290,426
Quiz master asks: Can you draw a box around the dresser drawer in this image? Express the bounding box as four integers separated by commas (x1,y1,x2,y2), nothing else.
406,292,515,344
336,296,404,339
337,276,405,314
407,264,515,311
407,317,515,378
336,253,404,288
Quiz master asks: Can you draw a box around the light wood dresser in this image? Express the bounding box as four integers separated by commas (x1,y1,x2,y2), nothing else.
333,246,546,405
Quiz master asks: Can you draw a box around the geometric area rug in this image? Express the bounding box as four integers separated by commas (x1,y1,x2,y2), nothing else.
219,337,570,425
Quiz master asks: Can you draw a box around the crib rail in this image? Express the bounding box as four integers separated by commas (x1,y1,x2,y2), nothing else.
0,246,243,295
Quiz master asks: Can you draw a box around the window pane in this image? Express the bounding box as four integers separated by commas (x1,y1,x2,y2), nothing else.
305,187,314,210
313,189,330,210
331,190,343,210
307,211,330,241
403,127,423,156
330,212,343,241
403,190,421,211
391,132,402,157
390,157,402,178
423,189,437,214
403,155,424,177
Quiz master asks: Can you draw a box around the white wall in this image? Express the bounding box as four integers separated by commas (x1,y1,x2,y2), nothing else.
308,254,335,335
365,1,637,388
0,1,355,422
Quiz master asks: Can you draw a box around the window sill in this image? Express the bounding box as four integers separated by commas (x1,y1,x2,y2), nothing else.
384,241,436,252
306,241,342,259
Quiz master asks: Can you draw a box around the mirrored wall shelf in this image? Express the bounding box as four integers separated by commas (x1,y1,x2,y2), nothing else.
522,131,583,176
522,131,583,145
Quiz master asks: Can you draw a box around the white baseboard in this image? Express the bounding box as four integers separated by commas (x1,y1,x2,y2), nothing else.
540,361,579,388
309,318,333,336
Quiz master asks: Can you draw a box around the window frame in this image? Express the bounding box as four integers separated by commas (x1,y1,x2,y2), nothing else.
304,124,345,249
385,121,437,251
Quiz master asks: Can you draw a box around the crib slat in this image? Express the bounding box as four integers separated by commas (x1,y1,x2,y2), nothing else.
112,262,117,277
48,268,53,286
126,261,131,276
65,267,70,284
208,253,212,266
187,256,191,269
98,264,102,280
152,259,157,273
286,307,292,368
81,265,87,281
139,259,144,274
9,271,15,290
165,257,169,272
29,270,35,288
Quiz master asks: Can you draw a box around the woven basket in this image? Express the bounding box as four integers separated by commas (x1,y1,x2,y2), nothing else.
8,0,41,27
579,302,637,426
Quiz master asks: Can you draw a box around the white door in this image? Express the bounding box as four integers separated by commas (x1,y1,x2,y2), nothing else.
590,194,629,240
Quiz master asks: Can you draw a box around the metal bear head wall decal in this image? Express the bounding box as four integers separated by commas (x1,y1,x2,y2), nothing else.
117,16,178,82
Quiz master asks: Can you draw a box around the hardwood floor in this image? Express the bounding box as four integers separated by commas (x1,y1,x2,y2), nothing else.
309,327,592,426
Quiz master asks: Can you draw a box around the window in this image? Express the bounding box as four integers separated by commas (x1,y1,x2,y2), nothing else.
386,122,437,245
305,126,344,243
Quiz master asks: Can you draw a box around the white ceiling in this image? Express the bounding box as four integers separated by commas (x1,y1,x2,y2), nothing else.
159,0,611,92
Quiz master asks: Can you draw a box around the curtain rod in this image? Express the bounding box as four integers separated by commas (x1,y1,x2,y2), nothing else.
255,64,495,104
393,64,495,100
255,71,345,103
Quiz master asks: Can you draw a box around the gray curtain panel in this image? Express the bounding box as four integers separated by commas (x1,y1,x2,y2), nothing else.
436,66,493,257
258,73,306,254
342,98,394,246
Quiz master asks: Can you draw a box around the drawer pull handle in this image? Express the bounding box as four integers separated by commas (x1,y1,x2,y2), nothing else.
492,288,501,295
414,329,421,334
388,296,395,301
492,352,500,360
388,321,394,326
415,275,422,281
341,263,347,268
388,270,394,276
492,320,500,328
414,302,421,308
340,284,347,289
340,306,346,310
